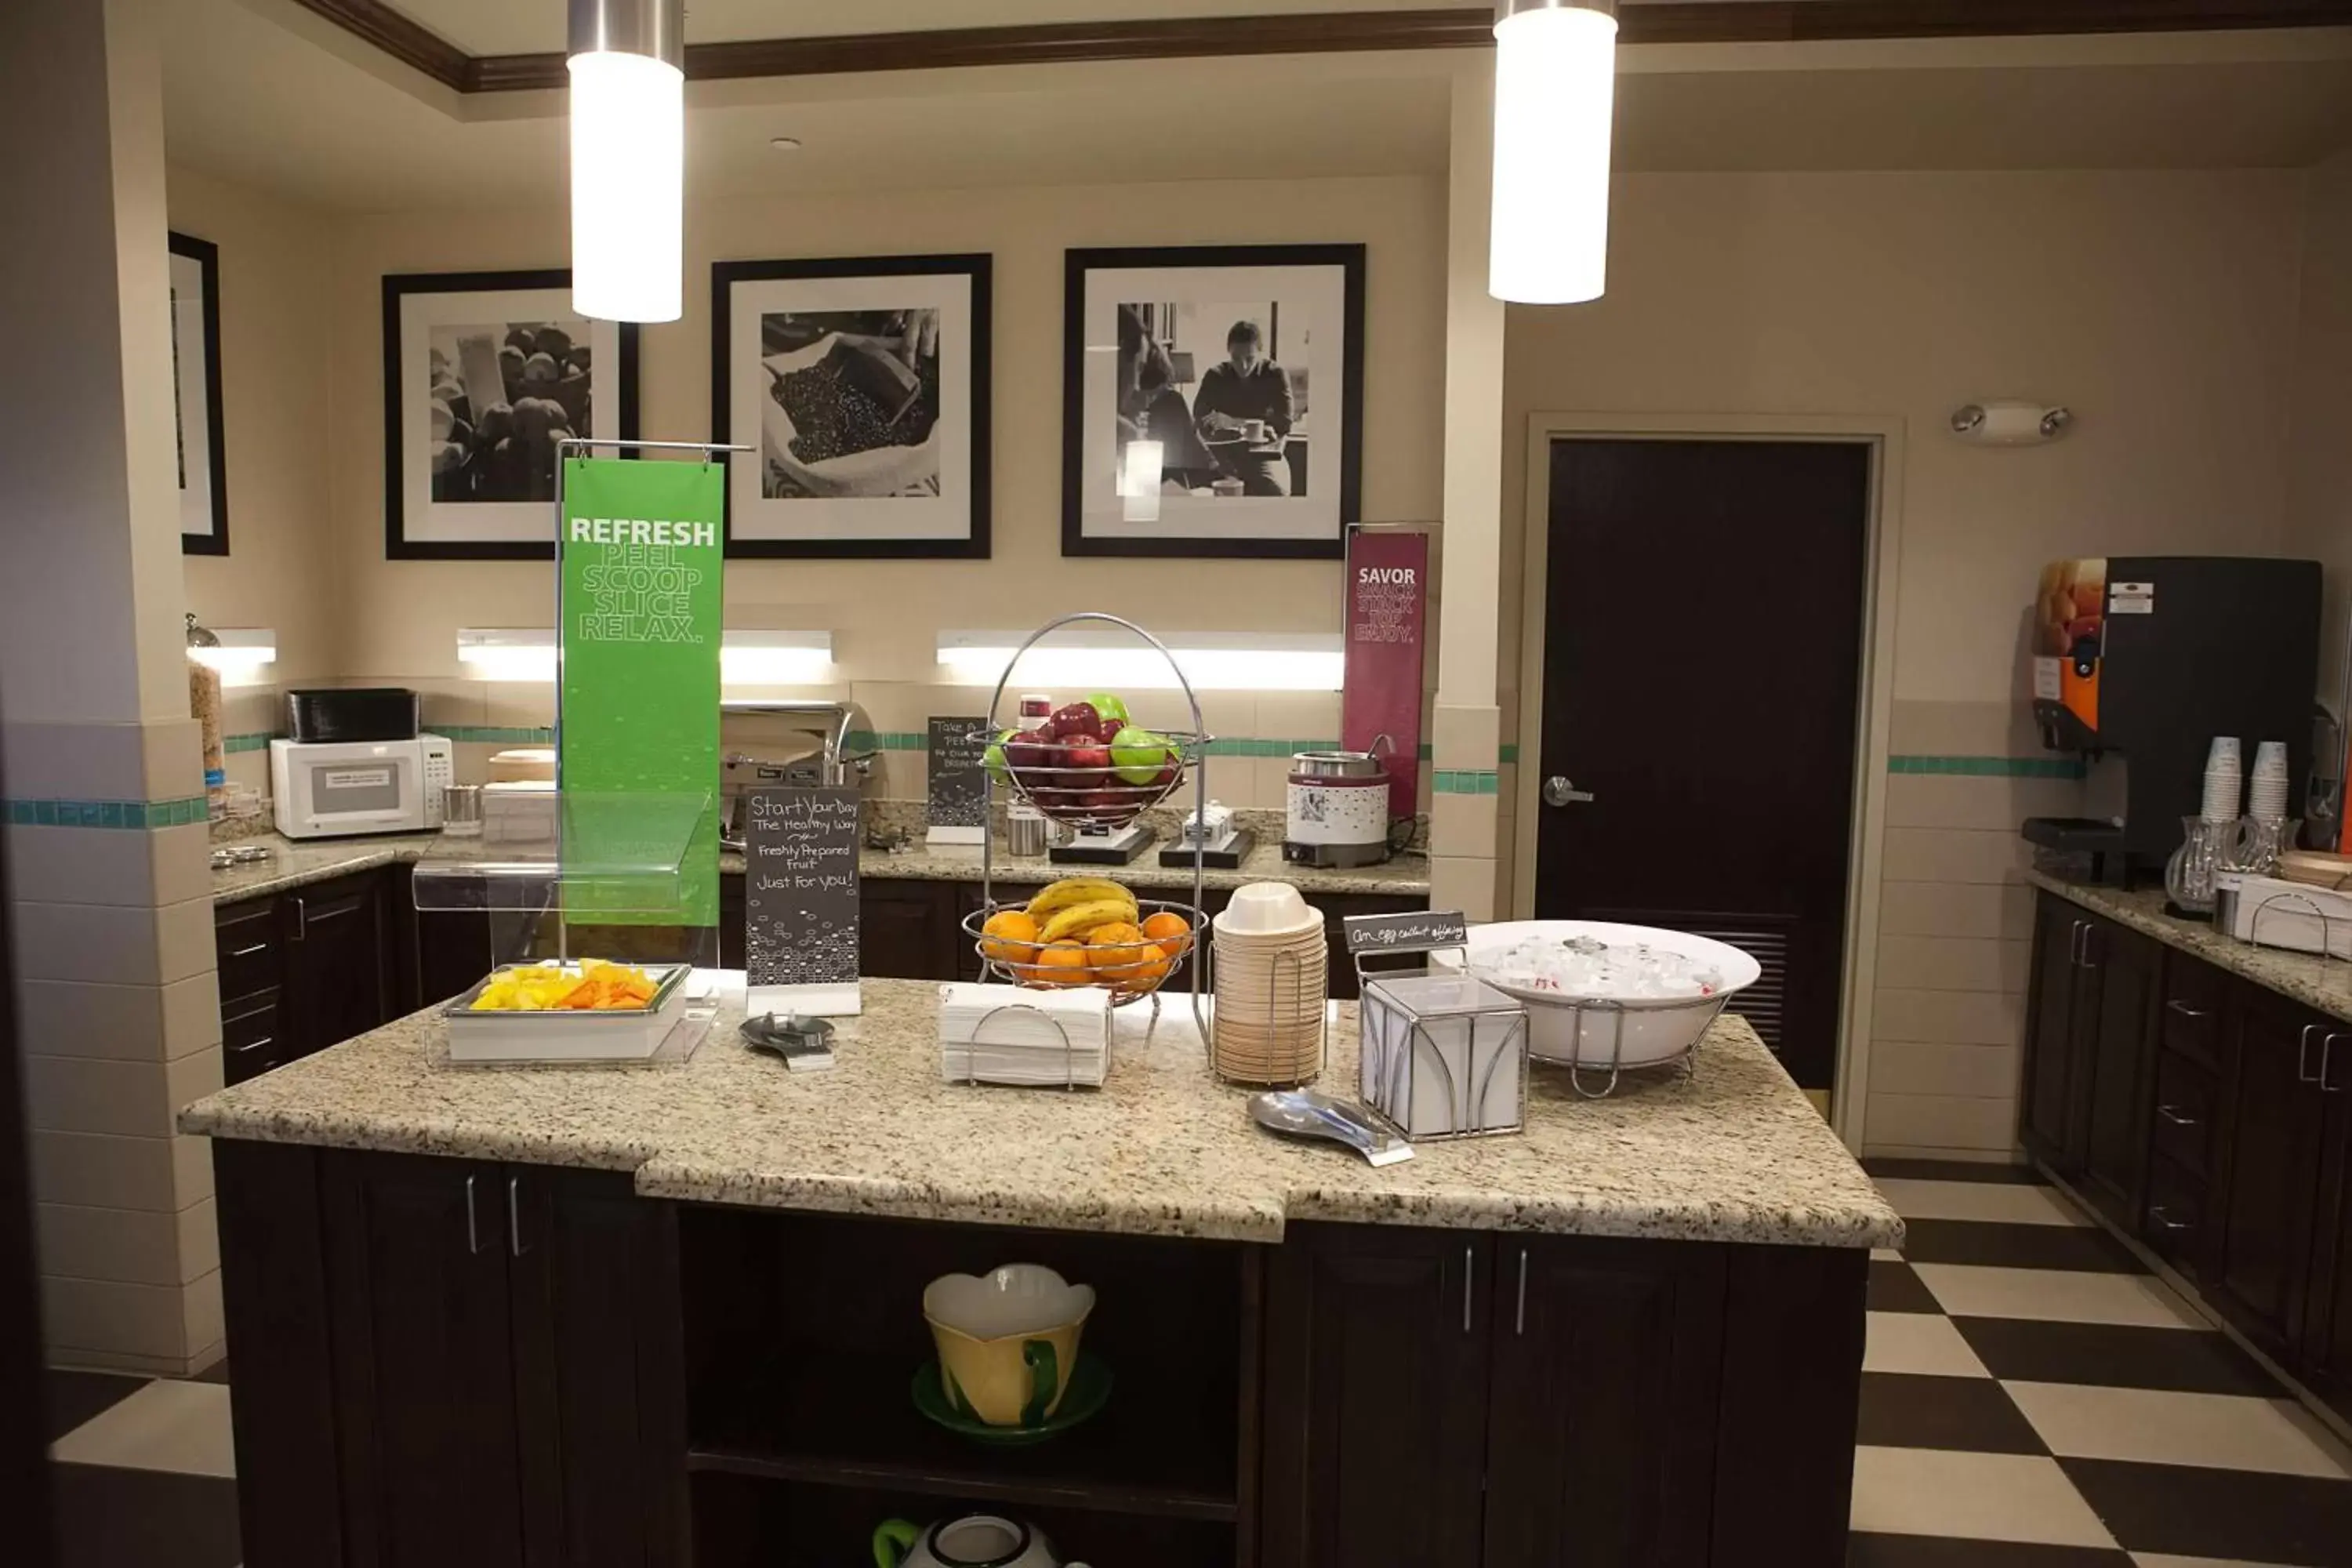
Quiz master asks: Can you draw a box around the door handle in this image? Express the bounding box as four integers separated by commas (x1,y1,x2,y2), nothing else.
1541,776,1595,808
1463,1245,1475,1335
2165,999,2210,1021
2154,1104,2199,1128
2325,1033,2348,1095
2299,1025,2324,1085
465,1174,483,1254
1515,1247,1528,1337
507,1175,529,1257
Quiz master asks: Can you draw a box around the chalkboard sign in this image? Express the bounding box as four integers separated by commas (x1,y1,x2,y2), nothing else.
744,786,861,989
927,716,993,830
1341,909,1469,956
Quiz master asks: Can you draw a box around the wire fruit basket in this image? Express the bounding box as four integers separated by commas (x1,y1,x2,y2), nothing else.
971,613,1217,1030
958,895,1205,1010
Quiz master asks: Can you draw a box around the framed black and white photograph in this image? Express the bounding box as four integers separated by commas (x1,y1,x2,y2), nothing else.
170,232,229,556
712,254,991,559
383,269,639,560
1064,244,1363,560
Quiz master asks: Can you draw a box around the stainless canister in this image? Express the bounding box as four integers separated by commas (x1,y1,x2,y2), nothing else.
1004,809,1049,857
442,783,485,837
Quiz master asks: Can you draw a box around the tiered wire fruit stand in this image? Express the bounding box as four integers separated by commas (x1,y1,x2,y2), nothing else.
956,614,1216,1056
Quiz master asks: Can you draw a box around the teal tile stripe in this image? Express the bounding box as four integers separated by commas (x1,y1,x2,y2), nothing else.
224,731,273,754
1888,754,2085,779
5,796,210,829
1432,770,1500,797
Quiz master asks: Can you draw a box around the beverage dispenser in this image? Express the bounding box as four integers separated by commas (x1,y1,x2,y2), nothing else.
2020,556,2321,883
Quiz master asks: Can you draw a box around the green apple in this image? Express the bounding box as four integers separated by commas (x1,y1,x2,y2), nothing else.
982,728,1017,784
1109,725,1173,787
1085,691,1131,731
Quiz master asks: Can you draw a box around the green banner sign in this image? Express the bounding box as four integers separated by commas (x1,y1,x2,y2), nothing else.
559,456,724,929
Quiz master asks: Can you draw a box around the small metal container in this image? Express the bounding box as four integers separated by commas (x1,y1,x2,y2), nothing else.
1290,748,1387,780
442,783,485,838
1004,808,1049,857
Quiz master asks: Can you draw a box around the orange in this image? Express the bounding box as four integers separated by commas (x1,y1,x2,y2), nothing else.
1029,942,1094,987
980,909,1042,967
1139,910,1192,956
1085,922,1149,983
1122,942,1171,991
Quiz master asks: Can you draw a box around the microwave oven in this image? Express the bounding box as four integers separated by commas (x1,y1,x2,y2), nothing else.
270,736,454,840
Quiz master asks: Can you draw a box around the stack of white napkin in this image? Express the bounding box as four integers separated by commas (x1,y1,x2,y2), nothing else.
938,982,1112,1087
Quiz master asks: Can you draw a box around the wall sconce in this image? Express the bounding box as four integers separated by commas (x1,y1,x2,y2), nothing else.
1951,401,2074,445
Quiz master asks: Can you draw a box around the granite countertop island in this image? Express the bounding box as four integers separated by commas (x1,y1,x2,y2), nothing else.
209,828,1431,905
179,978,1899,1249
2029,869,2352,1026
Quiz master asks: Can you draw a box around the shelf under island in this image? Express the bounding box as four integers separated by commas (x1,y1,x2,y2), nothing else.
180,978,1898,1568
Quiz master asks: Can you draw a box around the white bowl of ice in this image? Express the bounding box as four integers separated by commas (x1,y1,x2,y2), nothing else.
1439,920,1762,1069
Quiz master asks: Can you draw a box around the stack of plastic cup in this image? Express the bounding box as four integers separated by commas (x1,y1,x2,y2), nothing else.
2249,740,2290,822
2201,737,2243,824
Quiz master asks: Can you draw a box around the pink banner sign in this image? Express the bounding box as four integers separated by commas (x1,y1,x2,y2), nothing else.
1342,530,1428,822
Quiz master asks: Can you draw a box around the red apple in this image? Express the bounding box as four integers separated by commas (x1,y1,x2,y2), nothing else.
1004,727,1054,773
1051,702,1102,741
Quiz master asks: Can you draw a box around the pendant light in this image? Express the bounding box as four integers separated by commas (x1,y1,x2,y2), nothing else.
568,0,684,323
1489,0,1618,305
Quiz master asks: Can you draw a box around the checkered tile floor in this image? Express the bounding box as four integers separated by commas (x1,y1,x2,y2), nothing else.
38,1159,2352,1566
1853,1157,2352,1566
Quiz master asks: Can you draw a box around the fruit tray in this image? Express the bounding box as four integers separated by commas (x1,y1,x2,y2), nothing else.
984,709,1209,831
961,882,1207,1007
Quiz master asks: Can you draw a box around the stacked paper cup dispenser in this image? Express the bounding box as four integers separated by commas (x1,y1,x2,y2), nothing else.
2249,741,2291,823
2202,737,2242,824
1209,883,1328,1087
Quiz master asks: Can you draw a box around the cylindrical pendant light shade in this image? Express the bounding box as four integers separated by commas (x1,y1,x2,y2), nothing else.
1489,0,1617,306
568,0,684,323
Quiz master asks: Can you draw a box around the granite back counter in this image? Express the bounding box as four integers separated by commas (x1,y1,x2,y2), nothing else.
180,979,1893,1568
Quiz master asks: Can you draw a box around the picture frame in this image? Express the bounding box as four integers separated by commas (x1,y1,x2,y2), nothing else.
170,232,229,556
712,254,992,560
1062,243,1364,561
382,269,639,561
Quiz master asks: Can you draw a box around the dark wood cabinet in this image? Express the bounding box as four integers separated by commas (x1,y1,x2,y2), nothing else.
2079,916,2161,1230
2024,889,2352,1427
282,871,393,1062
1259,1225,1858,1567
1480,1236,1726,1568
322,1150,532,1568
223,1145,684,1568
2207,983,2335,1359
1259,1225,1494,1568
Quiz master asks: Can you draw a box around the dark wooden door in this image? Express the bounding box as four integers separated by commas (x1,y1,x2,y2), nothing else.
2208,985,2331,1357
1535,438,1872,1090
1481,1236,1726,1567
2297,1025,2352,1422
860,878,961,981
508,1166,689,1568
2078,916,2160,1229
323,1149,528,1568
283,871,391,1060
1260,1225,1492,1568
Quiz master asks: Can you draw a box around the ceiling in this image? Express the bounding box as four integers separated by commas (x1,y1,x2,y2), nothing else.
165,2,2352,213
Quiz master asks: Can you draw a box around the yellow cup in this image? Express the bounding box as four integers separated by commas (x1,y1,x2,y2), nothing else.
926,1313,1089,1428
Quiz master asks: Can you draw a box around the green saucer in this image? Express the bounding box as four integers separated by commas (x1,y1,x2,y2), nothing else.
912,1353,1112,1446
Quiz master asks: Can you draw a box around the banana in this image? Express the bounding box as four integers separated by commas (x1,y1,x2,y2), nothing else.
1025,877,1137,923
1039,899,1141,946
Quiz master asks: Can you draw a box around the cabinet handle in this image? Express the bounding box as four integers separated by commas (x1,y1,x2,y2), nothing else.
2147,1206,2193,1233
2325,1033,2348,1095
1463,1246,1475,1335
507,1176,528,1257
465,1174,482,1254
227,942,269,958
234,1036,274,1054
289,895,307,943
2078,923,2100,970
2155,1104,2198,1127
2165,999,2210,1021
2068,920,2085,967
1515,1247,1528,1336
2299,1025,2323,1085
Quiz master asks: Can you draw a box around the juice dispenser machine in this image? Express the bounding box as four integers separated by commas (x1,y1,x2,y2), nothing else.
2021,556,2320,884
